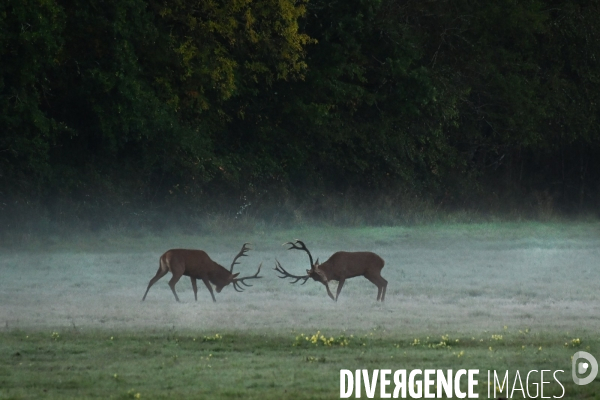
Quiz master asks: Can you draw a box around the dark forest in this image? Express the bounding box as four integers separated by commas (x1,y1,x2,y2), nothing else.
2,0,599,233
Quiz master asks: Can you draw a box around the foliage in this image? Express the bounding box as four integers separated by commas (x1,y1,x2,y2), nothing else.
1,0,599,223
0,0,65,187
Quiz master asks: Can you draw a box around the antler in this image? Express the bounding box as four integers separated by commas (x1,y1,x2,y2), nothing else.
230,242,251,272
284,239,314,267
232,263,263,292
274,260,310,284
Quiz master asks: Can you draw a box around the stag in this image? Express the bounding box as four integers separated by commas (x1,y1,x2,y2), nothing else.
142,243,262,302
275,240,387,301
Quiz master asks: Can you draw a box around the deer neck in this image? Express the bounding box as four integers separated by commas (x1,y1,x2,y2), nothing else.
210,263,233,283
313,262,332,282
315,262,332,276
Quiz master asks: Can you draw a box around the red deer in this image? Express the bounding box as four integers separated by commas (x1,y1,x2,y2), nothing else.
275,240,387,301
142,243,262,302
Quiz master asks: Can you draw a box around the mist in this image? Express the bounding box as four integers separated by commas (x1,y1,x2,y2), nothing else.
2,223,598,336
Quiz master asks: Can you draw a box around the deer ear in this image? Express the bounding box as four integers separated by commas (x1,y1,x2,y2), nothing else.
306,269,311,275
232,272,240,278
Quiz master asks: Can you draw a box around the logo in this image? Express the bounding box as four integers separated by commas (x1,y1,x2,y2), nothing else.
572,351,598,385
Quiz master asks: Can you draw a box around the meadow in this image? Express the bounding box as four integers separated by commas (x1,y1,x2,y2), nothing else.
1,222,599,399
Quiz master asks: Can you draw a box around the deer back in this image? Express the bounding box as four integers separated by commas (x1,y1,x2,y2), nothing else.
319,251,384,280
162,249,232,283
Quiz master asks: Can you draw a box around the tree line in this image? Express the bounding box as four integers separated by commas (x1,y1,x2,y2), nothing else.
1,0,599,225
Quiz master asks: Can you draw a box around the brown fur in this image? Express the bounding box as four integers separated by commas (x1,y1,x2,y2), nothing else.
142,244,260,302
276,240,388,301
311,251,387,301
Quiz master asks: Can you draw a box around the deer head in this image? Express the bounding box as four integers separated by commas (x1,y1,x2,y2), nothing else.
215,272,239,293
275,240,328,285
306,259,329,284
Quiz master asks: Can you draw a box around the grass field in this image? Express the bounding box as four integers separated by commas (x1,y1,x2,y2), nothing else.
0,329,598,399
1,222,599,398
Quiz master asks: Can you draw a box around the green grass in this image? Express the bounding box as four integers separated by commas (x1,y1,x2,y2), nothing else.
1,329,597,399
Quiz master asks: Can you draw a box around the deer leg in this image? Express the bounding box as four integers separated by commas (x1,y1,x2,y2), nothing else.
365,273,388,302
323,282,335,301
142,267,169,301
168,272,183,302
335,278,346,301
201,278,217,303
380,277,388,302
190,277,198,301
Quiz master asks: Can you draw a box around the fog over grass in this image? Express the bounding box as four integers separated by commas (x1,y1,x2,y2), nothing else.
1,223,599,336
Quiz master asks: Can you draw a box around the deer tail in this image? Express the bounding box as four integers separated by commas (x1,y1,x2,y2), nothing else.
159,253,171,273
